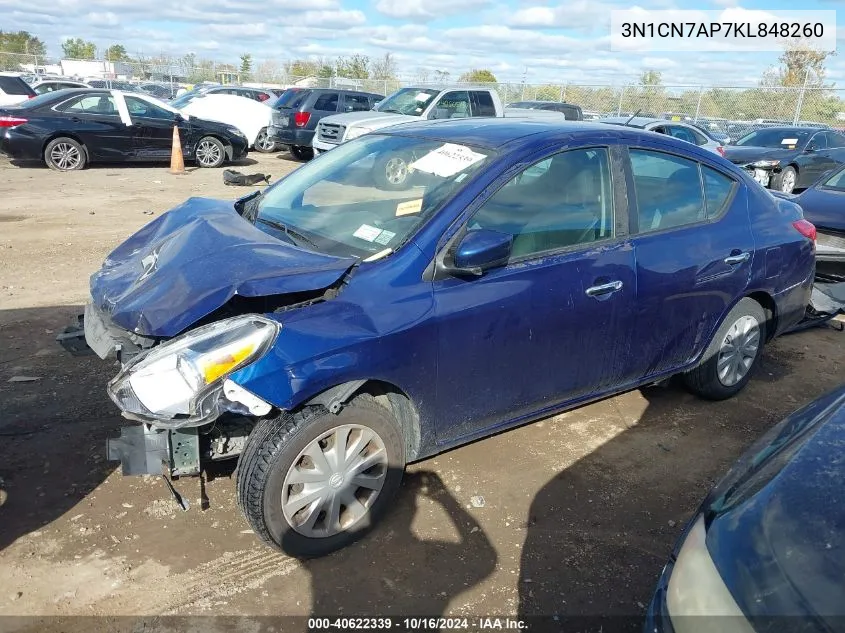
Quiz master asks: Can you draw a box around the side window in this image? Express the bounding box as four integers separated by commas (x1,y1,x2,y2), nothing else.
469,148,614,260
124,96,173,120
828,132,845,148
667,126,697,145
313,92,339,111
343,94,371,112
810,133,827,150
432,91,470,119
58,94,118,116
689,128,709,146
630,150,705,233
470,91,496,117
701,166,736,218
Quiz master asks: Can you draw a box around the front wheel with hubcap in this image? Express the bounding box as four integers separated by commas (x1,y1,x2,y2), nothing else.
683,297,766,401
771,165,797,193
44,137,86,171
237,397,406,557
194,136,226,168
254,127,278,153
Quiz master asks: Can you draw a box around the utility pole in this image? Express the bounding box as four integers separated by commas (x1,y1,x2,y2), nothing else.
521,66,528,101
793,66,812,125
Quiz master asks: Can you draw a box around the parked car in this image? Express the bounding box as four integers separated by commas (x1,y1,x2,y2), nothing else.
58,118,815,556
312,86,504,155
31,79,91,94
312,86,504,188
87,80,140,92
269,88,308,110
790,163,845,282
582,111,602,121
506,100,583,120
174,93,274,153
139,83,181,100
723,126,845,193
599,117,725,155
171,85,275,109
268,88,385,160
645,385,845,633
0,72,36,106
0,89,248,170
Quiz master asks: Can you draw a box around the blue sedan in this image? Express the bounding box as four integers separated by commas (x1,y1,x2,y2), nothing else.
62,119,816,556
792,164,845,282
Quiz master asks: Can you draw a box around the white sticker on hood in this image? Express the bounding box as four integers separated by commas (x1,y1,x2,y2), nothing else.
781,138,799,145
409,143,486,178
353,224,383,242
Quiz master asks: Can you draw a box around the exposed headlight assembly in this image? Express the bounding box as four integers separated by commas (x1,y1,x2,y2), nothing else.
344,127,372,140
750,159,780,168
108,315,279,428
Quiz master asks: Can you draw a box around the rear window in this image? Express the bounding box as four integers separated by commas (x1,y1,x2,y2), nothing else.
288,90,311,109
274,89,307,108
0,76,36,96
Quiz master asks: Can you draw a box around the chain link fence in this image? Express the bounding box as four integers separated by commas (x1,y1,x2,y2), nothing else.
4,50,844,129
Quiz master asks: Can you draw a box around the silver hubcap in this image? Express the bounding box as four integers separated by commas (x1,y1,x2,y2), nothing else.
781,170,796,192
385,157,408,185
196,139,221,166
50,142,81,170
256,129,274,150
282,424,388,538
717,315,760,387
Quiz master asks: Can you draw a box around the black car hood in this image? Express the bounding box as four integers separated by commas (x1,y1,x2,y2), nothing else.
705,387,845,624
722,145,799,165
89,197,357,337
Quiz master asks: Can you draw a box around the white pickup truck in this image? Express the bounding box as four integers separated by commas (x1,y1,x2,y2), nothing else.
312,86,505,154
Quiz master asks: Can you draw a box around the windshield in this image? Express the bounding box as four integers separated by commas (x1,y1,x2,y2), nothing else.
170,88,207,109
735,128,812,148
374,88,439,116
254,134,494,258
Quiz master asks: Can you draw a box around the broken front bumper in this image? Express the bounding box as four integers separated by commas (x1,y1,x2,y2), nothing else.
56,303,156,363
743,166,772,187
107,425,200,477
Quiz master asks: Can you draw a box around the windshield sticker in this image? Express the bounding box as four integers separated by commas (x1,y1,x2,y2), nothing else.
415,92,432,102
409,143,486,178
396,199,423,216
781,138,799,145
374,230,396,245
353,224,383,242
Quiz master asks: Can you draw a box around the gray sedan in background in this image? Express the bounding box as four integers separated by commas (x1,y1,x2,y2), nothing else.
600,116,726,155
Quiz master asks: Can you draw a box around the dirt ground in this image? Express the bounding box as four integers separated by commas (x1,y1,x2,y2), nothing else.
0,151,843,631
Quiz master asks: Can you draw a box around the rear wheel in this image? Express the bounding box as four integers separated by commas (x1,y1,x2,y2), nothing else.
683,298,766,400
254,127,278,153
44,137,86,171
237,397,406,557
290,146,314,161
194,136,225,168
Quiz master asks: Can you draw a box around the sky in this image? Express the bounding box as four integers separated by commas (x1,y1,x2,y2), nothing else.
0,0,842,86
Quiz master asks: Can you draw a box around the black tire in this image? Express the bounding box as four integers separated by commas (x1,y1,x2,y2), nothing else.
373,153,414,191
290,146,314,161
236,397,406,557
683,298,767,401
254,127,278,153
194,136,226,168
771,165,797,193
44,137,86,171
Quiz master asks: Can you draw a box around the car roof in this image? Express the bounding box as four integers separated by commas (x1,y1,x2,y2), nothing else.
600,116,670,127
379,117,715,153
743,126,827,133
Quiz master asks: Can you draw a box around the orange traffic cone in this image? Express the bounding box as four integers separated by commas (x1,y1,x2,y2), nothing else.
170,125,185,175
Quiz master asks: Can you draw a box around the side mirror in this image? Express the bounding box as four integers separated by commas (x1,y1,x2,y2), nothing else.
805,144,817,153
174,112,185,123
441,229,512,276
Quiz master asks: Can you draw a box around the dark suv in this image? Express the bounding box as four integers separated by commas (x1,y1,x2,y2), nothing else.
269,88,384,160
508,100,583,120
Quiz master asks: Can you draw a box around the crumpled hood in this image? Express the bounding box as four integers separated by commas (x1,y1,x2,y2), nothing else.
723,146,798,165
323,111,421,131
90,197,356,337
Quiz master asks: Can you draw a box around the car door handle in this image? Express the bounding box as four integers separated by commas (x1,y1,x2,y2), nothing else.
724,252,751,265
585,280,623,297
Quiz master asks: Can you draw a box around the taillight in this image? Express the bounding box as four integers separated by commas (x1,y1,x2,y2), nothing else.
294,112,311,127
0,116,27,128
716,145,725,157
792,219,817,242
258,94,269,101
27,94,35,99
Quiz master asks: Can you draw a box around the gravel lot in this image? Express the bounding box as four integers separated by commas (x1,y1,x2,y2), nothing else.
0,151,843,629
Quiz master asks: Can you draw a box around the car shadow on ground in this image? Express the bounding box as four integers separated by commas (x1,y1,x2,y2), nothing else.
7,157,260,170
516,344,843,632
0,305,122,553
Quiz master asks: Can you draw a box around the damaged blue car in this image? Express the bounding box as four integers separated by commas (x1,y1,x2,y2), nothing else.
61,118,816,556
